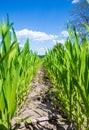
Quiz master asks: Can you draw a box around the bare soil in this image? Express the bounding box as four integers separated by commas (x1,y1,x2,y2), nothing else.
12,66,72,130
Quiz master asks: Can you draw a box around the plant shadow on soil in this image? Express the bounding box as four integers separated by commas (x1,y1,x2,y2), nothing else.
12,67,73,130
24,94,72,130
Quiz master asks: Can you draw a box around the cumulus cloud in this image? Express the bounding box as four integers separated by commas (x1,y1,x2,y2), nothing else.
72,0,79,4
15,29,58,55
57,39,66,44
16,29,56,42
37,47,46,55
15,28,70,55
61,30,69,37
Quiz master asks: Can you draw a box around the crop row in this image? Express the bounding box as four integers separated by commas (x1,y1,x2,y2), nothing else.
0,18,41,130
44,24,89,130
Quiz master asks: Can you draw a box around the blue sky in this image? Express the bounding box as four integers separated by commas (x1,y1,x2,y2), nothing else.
0,0,80,55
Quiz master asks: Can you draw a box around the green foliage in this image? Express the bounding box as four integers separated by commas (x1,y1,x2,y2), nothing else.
0,18,41,129
44,25,89,129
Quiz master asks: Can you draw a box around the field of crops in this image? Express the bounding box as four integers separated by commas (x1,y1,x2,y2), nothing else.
44,25,89,129
0,17,89,130
0,19,41,130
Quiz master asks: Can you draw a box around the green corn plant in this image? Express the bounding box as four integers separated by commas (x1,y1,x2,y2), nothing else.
0,17,41,130
0,18,19,129
16,40,41,110
44,24,89,129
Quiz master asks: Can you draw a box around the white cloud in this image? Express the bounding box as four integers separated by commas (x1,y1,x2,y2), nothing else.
57,39,66,44
16,29,56,42
61,30,69,37
51,30,69,45
72,0,79,4
15,29,58,55
15,28,70,55
37,47,46,55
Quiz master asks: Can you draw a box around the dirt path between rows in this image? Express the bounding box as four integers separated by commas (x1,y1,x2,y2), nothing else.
12,66,71,130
